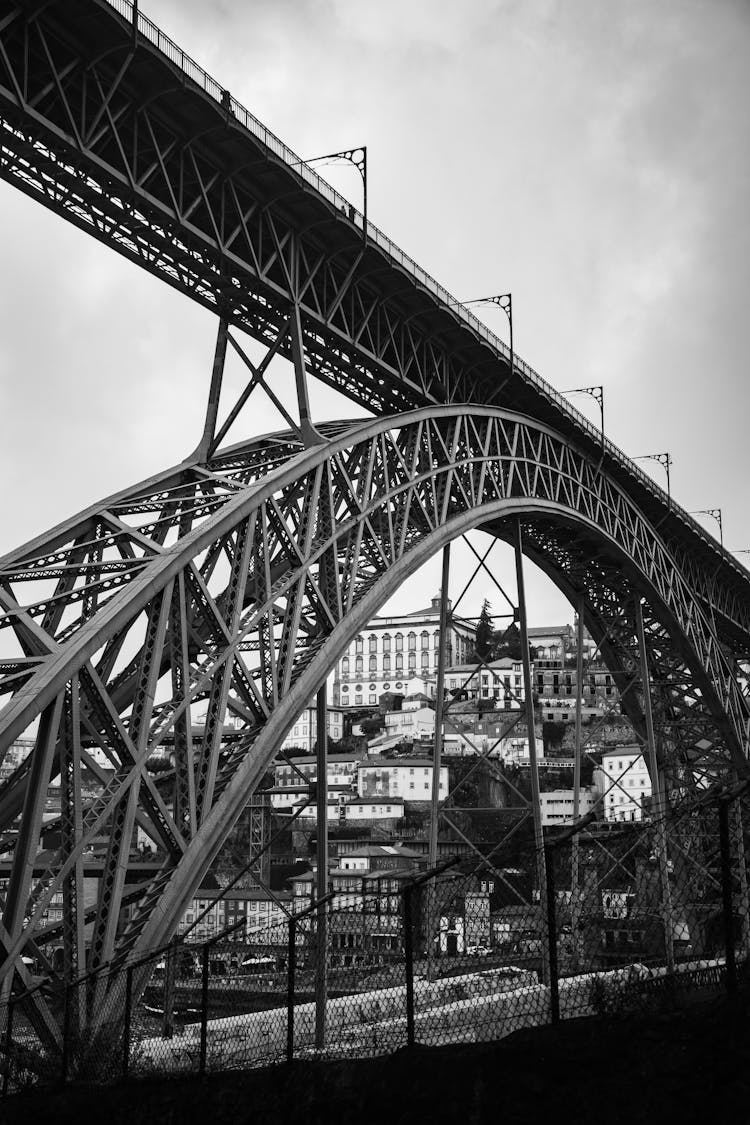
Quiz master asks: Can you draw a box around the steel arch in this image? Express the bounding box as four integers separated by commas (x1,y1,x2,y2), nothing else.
1,405,749,1035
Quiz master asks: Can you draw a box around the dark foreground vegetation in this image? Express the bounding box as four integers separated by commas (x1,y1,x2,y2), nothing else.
4,987,749,1125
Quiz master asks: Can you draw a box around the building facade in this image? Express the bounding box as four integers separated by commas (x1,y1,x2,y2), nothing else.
593,746,652,822
332,595,475,707
279,706,345,753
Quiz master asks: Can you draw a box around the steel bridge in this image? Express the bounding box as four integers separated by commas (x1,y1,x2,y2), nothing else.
0,0,749,1047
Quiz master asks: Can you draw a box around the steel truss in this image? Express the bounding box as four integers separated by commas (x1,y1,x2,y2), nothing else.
1,405,749,1036
0,0,748,1051
1,0,750,649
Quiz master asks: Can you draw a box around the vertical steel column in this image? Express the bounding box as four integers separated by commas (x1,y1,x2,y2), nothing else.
199,944,210,1076
719,799,738,994
162,939,176,1039
427,547,451,980
196,313,229,461
287,916,296,1064
634,597,675,973
403,883,416,1048
731,791,750,960
2,1000,14,1098
122,966,133,1080
429,546,451,870
543,842,560,1023
315,683,328,1049
570,596,586,970
513,520,551,987
291,303,323,447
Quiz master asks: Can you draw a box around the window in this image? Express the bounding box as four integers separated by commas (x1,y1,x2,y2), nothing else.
369,655,377,672
341,656,349,675
433,630,440,649
383,633,391,653
369,694,377,704
407,631,416,651
395,633,403,652
421,651,430,669
396,653,403,671
409,782,415,790
369,635,378,653
355,694,362,705
383,654,391,672
355,656,363,674
408,652,416,671
421,630,429,649
355,635,363,654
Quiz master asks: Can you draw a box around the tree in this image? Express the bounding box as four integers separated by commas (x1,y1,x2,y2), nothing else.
475,598,494,661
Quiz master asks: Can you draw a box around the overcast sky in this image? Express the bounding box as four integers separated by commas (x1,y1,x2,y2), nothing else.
1,0,748,626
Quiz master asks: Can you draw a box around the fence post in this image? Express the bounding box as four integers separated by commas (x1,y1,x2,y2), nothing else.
719,797,738,995
2,1000,14,1098
162,940,176,1039
544,842,560,1024
199,944,210,1075
61,982,72,1084
286,916,296,1064
403,883,415,1048
122,966,133,1080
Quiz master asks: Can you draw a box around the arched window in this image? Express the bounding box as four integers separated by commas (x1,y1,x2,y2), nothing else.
433,630,440,649
395,653,403,672
407,631,416,651
421,630,429,650
395,633,403,652
341,657,349,675
421,651,429,669
355,656,363,674
369,655,377,672
355,635,364,654
369,635,378,653
382,633,391,653
408,652,417,671
383,653,391,672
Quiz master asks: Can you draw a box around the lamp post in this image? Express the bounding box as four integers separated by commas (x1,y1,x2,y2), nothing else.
692,508,723,550
635,452,672,509
299,147,367,241
561,385,604,451
461,293,513,384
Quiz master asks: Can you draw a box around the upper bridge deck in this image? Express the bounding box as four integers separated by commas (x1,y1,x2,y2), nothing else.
0,0,748,639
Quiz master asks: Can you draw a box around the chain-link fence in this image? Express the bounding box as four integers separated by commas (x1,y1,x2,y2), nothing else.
2,784,749,1096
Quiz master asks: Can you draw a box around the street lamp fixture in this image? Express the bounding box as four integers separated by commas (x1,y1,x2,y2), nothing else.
297,147,367,241
461,293,513,384
635,452,672,507
692,508,723,550
561,385,605,448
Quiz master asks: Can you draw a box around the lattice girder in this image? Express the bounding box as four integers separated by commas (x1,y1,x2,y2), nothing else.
0,406,749,1039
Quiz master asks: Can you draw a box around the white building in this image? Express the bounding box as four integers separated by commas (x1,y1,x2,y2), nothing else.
279,706,345,753
593,746,652,822
268,751,361,812
332,594,475,707
342,796,406,822
445,657,525,709
539,787,598,826
357,758,448,802
383,706,436,740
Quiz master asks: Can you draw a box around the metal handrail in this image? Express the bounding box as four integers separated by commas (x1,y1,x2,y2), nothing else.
99,0,745,575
